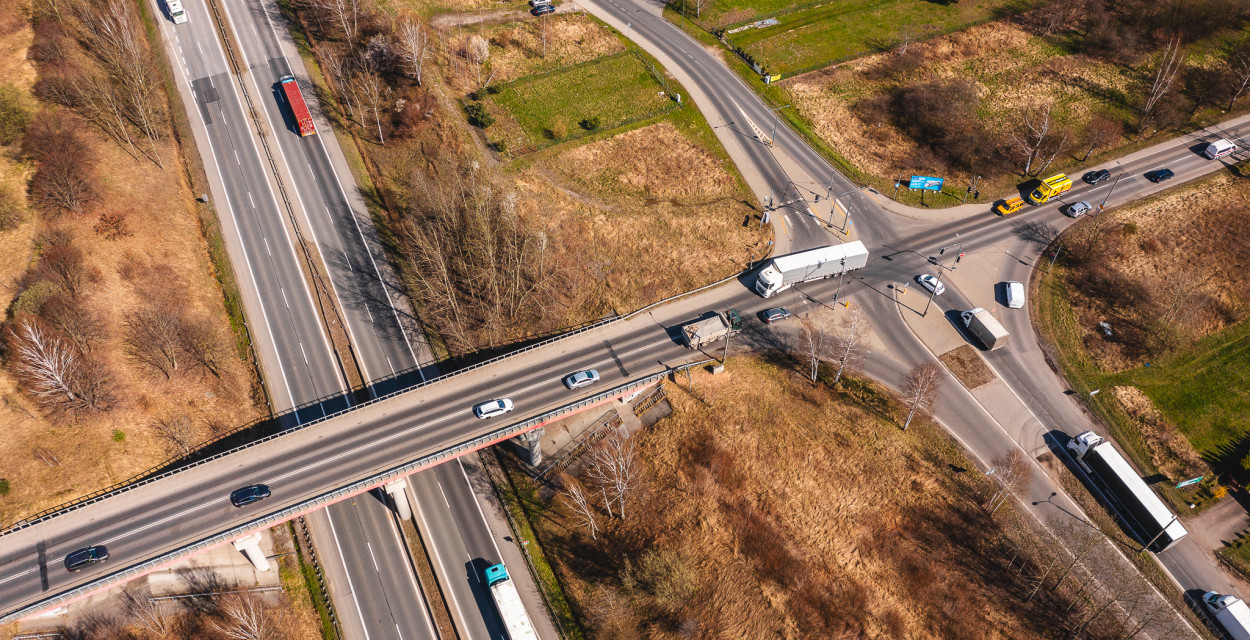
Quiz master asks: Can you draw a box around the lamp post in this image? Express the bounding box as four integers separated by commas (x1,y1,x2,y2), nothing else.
1141,514,1177,553
767,104,791,147
1099,161,1124,212
922,269,943,317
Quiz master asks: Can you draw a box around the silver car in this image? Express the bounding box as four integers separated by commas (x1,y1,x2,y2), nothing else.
473,399,514,419
563,370,600,389
1066,201,1091,217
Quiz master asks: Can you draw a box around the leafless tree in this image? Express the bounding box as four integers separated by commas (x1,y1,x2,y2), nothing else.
7,317,107,412
151,414,198,457
829,305,869,384
1157,267,1210,327
465,34,490,87
42,294,105,355
692,0,713,18
37,239,88,298
985,449,1031,514
325,53,357,122
212,592,275,640
395,18,432,86
1035,125,1074,175
534,16,552,58
1008,102,1056,176
1039,0,1084,35
1139,37,1184,134
312,0,364,46
121,586,175,639
1081,113,1123,161
354,62,390,145
795,315,828,383
1228,42,1250,110
1046,515,1103,593
0,182,24,231
586,430,642,520
901,362,943,430
558,473,599,540
125,303,184,378
32,142,97,214
179,315,226,379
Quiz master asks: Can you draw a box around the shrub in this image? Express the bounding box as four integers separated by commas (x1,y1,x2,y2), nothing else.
465,102,494,128
94,211,131,240
1121,221,1138,237
492,140,507,153
0,182,25,231
112,429,125,442
0,479,8,496
0,84,32,145
485,84,501,95
545,120,567,140
579,117,600,131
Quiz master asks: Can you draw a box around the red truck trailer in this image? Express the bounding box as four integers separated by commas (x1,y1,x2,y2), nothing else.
280,76,316,137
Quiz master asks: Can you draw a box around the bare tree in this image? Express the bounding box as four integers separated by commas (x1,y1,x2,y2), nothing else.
692,0,713,18
212,592,275,640
151,414,198,457
37,239,88,298
558,473,599,540
1228,41,1250,110
985,449,1031,514
795,315,828,383
0,182,25,231
1008,102,1056,176
1035,125,1075,175
586,430,642,520
901,362,943,430
1046,515,1103,593
325,53,357,122
125,303,184,378
534,16,552,59
354,62,390,145
1139,37,1184,134
311,0,364,45
31,141,97,214
7,317,102,412
465,34,490,87
121,586,174,639
179,315,226,379
829,305,869,384
42,294,104,355
1157,267,1210,327
1081,113,1123,161
395,18,432,86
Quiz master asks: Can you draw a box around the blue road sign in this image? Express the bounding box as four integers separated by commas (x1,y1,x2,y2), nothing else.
909,176,944,191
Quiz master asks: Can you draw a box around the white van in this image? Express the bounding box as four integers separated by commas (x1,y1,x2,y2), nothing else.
168,0,188,24
1204,138,1236,160
1006,281,1025,309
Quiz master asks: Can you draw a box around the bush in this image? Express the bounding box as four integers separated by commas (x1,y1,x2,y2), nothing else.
579,117,600,131
0,84,32,145
465,102,494,129
492,140,507,153
0,479,9,496
545,121,567,140
0,182,25,231
112,429,125,442
486,84,501,95
94,211,131,240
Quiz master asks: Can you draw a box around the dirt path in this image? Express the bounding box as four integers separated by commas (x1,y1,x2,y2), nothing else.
431,1,582,29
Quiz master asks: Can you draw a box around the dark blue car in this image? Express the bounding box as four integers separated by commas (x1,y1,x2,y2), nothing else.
230,484,271,507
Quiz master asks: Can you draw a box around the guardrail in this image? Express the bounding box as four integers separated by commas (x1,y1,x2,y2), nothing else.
0,363,707,623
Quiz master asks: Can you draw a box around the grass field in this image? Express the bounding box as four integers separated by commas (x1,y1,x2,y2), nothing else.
482,52,678,154
723,0,1016,76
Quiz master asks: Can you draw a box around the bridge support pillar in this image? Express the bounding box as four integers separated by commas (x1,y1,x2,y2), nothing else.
232,532,270,572
514,427,545,467
385,479,412,520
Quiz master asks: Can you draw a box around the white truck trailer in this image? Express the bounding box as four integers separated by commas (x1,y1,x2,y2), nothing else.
754,242,869,298
485,563,539,640
1204,591,1250,640
1067,431,1189,552
961,308,1010,350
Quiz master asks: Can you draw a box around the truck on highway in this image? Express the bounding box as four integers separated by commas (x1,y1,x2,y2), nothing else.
1027,173,1072,204
484,563,539,640
280,76,316,137
1204,592,1250,640
1067,431,1189,552
960,308,1009,350
754,241,869,298
680,309,742,348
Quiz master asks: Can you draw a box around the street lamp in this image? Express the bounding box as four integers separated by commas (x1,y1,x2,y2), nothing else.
922,269,943,317
1099,161,1124,212
828,186,865,234
767,104,790,147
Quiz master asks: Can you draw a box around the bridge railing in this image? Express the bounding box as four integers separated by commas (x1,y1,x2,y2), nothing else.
0,361,709,624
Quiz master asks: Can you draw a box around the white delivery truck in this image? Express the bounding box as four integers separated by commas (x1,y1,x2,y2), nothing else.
167,0,188,23
961,308,1009,350
1067,431,1189,552
1204,138,1237,160
1204,591,1250,640
754,242,869,298
485,563,539,640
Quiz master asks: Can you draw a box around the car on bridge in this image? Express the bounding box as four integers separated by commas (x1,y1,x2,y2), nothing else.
65,546,109,572
563,370,600,389
230,484,272,507
474,399,515,419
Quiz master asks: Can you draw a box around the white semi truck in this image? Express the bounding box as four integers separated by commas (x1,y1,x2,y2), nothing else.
961,308,1010,350
485,563,539,640
1067,431,1189,552
1204,591,1250,640
754,242,869,298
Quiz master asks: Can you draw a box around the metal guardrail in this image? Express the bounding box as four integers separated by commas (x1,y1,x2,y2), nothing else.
0,363,707,623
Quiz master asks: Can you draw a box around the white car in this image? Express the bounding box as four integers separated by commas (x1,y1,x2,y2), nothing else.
563,370,600,389
1065,201,1091,218
473,398,514,419
917,274,945,295
1006,281,1025,309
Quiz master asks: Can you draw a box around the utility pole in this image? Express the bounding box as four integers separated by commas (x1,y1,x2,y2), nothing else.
767,104,790,147
963,174,980,203
1048,244,1062,273
922,269,943,317
1141,514,1177,553
722,324,731,363
1099,161,1124,212
834,257,846,303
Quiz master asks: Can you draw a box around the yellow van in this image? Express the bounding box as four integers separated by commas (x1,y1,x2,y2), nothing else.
995,196,1025,216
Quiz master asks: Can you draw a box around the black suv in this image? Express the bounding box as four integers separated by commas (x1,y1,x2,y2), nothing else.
1145,168,1175,183
65,545,109,572
230,484,272,507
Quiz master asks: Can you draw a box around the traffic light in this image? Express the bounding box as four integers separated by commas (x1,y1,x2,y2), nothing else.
939,248,945,255
957,252,964,263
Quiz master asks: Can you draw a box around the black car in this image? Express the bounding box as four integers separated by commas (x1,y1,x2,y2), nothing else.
230,484,271,507
65,545,109,572
531,4,554,15
1145,168,1175,183
1083,169,1111,185
761,307,791,323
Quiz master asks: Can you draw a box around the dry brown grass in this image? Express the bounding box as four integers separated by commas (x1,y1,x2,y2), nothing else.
939,344,994,390
0,10,262,525
535,358,1071,639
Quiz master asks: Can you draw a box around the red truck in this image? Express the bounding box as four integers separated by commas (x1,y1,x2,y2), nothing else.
280,76,316,137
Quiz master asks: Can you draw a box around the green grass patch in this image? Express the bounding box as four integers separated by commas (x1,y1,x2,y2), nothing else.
725,0,1016,77
287,522,339,639
481,52,678,155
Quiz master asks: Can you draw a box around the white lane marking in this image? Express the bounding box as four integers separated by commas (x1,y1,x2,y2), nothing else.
264,236,272,255
233,150,240,165
0,568,35,585
325,510,373,640
248,192,255,208
411,484,470,634
280,287,289,308
300,342,309,364
308,163,317,180
325,205,336,226
102,500,217,545
365,305,374,323
267,412,459,483
385,356,396,376
367,542,379,572
457,460,505,559
196,41,203,58
437,481,452,510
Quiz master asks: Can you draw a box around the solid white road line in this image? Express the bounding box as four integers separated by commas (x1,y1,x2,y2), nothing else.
101,500,217,545
325,510,372,640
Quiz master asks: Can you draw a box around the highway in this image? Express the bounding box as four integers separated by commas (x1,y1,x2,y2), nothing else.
4,0,1249,630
